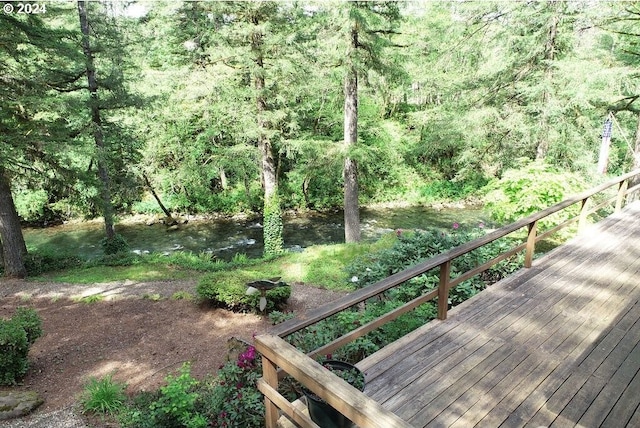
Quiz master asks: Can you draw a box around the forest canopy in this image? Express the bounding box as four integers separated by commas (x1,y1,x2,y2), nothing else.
1,0,640,276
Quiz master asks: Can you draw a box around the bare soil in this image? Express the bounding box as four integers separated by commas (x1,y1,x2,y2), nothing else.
0,279,347,417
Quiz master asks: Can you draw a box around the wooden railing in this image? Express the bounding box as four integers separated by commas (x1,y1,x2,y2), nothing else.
255,169,640,428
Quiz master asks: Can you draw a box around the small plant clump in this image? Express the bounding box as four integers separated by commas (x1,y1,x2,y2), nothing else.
81,374,127,414
0,307,42,385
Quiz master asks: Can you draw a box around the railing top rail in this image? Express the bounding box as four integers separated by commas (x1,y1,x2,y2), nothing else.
272,169,640,338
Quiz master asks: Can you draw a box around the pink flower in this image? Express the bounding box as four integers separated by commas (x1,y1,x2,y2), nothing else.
395,229,403,237
478,222,485,229
453,222,460,229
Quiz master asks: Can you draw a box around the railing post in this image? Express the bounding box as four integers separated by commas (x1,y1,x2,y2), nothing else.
525,220,537,268
437,261,451,320
616,180,628,212
262,356,280,428
578,197,590,232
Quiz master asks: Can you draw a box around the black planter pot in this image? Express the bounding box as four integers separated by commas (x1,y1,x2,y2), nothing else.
302,360,365,428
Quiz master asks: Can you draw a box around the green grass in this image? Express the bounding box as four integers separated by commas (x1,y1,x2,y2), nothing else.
34,264,195,284
81,374,127,414
29,233,400,291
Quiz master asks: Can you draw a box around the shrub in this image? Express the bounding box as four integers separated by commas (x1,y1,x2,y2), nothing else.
24,251,83,276
120,364,207,428
197,270,290,313
483,160,587,231
101,233,130,256
0,307,42,385
13,307,43,345
346,227,522,298
205,345,264,428
81,374,127,414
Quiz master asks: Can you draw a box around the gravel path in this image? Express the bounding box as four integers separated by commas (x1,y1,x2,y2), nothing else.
2,407,88,428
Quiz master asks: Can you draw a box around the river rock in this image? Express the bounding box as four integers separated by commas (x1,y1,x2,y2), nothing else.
0,390,44,420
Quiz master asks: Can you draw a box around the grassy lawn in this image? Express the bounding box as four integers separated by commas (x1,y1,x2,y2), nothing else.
30,233,399,291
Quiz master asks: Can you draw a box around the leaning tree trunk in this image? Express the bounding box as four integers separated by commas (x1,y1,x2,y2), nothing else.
343,25,361,243
252,19,283,256
77,0,115,241
0,168,27,278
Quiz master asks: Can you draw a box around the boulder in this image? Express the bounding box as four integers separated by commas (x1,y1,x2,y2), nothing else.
0,390,44,420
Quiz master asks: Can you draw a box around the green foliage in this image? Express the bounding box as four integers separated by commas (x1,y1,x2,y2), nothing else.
12,307,43,346
120,364,207,428
483,161,588,230
81,374,127,414
0,320,28,386
196,270,291,312
420,174,489,202
286,226,523,363
206,346,264,428
0,307,42,385
263,194,284,257
120,350,264,428
74,295,105,304
24,251,83,276
13,189,49,223
101,233,130,256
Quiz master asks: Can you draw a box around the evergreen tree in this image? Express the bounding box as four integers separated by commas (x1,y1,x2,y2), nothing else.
0,5,78,277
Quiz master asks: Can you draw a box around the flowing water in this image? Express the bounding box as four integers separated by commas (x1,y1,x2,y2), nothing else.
23,205,488,261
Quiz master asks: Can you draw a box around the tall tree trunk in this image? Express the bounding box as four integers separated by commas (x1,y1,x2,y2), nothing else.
343,25,361,243
77,0,115,241
252,17,283,255
536,0,559,160
0,168,27,278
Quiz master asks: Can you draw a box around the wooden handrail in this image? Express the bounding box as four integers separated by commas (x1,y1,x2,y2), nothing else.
273,169,640,338
255,334,413,428
257,169,640,428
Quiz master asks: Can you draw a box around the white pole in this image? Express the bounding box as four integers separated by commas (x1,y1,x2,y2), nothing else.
597,116,613,174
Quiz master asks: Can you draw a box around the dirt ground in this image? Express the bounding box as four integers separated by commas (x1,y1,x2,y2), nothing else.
0,279,347,417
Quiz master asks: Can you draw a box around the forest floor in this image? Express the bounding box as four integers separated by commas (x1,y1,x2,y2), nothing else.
0,278,348,425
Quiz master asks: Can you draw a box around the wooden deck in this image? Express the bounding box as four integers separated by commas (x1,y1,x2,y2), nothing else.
357,201,640,427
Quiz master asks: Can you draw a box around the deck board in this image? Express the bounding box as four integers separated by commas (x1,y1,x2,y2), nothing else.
358,201,640,427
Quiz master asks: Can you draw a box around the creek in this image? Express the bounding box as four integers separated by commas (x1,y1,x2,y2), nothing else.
23,205,488,261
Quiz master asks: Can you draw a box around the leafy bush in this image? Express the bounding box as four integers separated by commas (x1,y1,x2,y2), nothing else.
483,160,587,230
420,174,489,202
81,374,127,414
14,189,49,222
13,307,43,345
120,350,264,428
206,345,264,428
197,270,290,312
120,364,207,428
346,227,522,297
0,307,42,385
101,233,130,255
24,251,83,276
